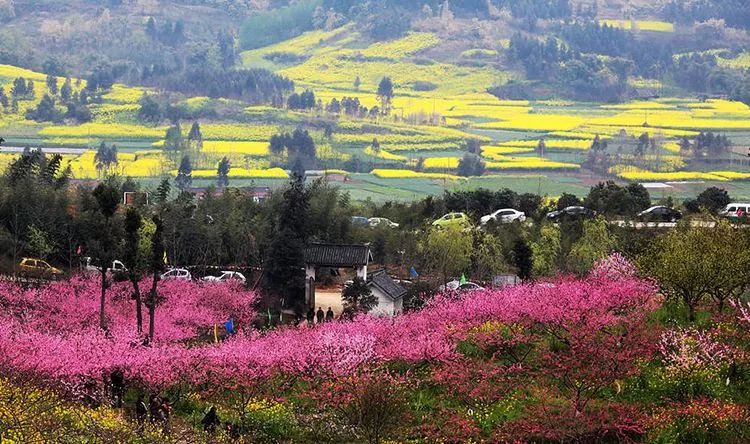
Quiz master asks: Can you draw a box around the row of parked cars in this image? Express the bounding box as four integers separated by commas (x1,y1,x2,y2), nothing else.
16,256,247,283
355,205,691,231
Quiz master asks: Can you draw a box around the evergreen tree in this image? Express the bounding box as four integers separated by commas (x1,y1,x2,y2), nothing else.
513,238,533,280
175,155,193,190
0,87,8,110
95,142,118,172
341,278,377,319
138,93,161,123
354,76,361,90
377,77,394,114
536,138,546,155
11,77,27,98
187,121,203,155
263,173,309,312
60,77,72,102
217,156,230,188
46,74,58,95
26,94,63,122
155,178,171,203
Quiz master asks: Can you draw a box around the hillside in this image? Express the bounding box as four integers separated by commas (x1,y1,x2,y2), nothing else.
0,0,749,200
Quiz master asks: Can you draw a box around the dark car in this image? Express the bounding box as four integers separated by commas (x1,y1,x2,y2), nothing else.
546,206,596,222
637,206,682,222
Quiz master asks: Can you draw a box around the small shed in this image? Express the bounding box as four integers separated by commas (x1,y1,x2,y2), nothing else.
367,270,407,317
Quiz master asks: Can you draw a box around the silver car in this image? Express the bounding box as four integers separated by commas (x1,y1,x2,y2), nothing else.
480,209,526,225
202,271,246,284
161,268,192,281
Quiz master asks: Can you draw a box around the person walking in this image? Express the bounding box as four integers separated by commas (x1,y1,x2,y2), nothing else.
306,307,315,326
201,406,221,434
135,395,148,425
148,395,161,424
325,307,335,322
110,369,125,408
316,307,324,324
160,397,172,433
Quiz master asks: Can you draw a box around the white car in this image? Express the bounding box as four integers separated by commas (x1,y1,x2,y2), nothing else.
480,209,526,225
83,257,128,274
161,268,192,281
368,217,399,228
439,280,485,292
202,271,246,284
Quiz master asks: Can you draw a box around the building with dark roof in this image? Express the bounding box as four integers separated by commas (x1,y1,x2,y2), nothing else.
367,269,406,317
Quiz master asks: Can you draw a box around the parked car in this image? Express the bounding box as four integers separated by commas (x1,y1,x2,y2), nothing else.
83,257,128,274
432,212,471,228
546,206,596,222
480,208,526,225
439,280,484,292
351,216,369,226
18,258,63,279
637,206,682,222
368,217,399,228
720,203,750,220
161,268,192,281
457,282,485,293
203,271,246,284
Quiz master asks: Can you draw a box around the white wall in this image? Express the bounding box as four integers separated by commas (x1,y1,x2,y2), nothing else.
369,287,403,317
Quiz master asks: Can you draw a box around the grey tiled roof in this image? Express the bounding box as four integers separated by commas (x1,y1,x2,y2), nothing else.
368,270,407,300
304,243,372,267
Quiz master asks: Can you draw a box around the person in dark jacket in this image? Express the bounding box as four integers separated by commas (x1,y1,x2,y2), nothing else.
201,406,220,434
316,307,324,324
135,395,148,424
148,395,161,423
306,307,315,326
110,369,125,408
325,307,335,322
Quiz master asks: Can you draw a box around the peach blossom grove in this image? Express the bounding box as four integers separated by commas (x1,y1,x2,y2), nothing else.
0,255,749,442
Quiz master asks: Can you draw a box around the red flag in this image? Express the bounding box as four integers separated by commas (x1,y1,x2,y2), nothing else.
76,245,82,256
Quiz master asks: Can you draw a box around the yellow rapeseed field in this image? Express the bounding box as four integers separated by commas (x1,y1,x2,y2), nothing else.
40,123,165,139
615,167,728,182
476,114,584,132
202,141,270,156
371,169,465,180
187,167,289,179
201,124,278,141
359,32,440,59
364,146,408,161
709,171,750,180
599,19,675,33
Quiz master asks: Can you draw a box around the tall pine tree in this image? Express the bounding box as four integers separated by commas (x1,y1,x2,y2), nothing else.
263,173,309,312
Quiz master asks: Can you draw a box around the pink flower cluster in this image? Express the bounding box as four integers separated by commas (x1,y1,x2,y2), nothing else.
0,256,659,396
659,328,735,375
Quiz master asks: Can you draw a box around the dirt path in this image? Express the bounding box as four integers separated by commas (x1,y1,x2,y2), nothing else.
315,289,344,316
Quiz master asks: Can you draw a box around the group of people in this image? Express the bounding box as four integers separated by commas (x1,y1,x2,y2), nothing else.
135,395,172,430
306,306,335,326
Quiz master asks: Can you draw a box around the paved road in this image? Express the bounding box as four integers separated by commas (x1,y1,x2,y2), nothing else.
0,146,89,155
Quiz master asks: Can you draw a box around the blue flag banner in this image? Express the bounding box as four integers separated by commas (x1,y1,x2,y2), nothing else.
409,267,419,278
225,318,235,335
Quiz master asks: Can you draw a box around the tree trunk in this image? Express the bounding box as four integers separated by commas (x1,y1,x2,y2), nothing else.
148,271,159,340
99,267,108,331
130,276,143,335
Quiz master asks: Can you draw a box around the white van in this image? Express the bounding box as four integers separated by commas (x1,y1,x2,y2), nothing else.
721,203,750,220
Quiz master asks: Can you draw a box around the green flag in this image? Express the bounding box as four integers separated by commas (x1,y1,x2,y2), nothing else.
460,274,467,285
